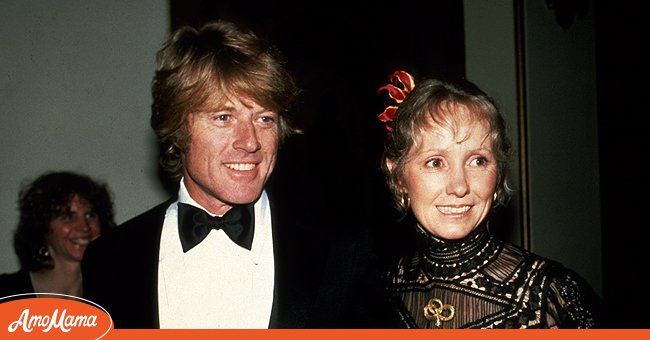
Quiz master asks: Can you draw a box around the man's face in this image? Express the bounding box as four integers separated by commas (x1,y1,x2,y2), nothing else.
182,96,279,215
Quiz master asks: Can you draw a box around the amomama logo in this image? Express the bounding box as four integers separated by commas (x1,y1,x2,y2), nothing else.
0,293,112,339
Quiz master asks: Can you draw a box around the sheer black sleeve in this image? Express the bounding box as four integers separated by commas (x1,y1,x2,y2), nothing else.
543,264,604,328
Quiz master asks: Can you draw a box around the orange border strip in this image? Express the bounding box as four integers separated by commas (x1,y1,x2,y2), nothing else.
104,329,649,340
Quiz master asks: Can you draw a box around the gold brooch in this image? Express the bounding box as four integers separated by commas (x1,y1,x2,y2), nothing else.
423,298,455,327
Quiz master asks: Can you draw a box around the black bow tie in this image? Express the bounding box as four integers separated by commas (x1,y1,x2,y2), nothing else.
177,203,254,252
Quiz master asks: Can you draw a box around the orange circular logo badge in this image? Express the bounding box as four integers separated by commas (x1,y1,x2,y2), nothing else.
0,293,112,339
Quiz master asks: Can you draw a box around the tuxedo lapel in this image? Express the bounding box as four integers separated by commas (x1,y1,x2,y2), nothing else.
83,199,172,328
118,201,168,328
267,188,309,327
265,184,333,328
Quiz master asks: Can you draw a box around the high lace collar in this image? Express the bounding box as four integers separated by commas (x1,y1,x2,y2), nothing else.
415,221,499,268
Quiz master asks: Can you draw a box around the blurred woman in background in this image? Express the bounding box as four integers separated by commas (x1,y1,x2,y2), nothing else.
0,171,115,298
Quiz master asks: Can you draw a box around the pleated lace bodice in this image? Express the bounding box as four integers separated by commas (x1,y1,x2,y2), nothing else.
384,223,603,328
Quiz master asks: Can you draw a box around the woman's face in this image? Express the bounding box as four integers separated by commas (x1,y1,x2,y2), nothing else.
46,194,101,264
391,108,497,239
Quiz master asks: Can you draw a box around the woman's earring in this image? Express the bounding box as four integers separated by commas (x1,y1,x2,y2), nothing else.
493,192,498,201
38,245,49,258
400,192,411,211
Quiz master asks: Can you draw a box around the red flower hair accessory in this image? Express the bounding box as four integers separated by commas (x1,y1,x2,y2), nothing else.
377,70,415,133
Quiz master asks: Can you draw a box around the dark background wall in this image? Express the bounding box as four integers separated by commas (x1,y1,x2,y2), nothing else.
595,1,648,328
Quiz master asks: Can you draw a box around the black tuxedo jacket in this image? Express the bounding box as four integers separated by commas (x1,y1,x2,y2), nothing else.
81,183,393,328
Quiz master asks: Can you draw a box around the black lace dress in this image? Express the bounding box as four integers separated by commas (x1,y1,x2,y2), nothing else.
383,223,603,328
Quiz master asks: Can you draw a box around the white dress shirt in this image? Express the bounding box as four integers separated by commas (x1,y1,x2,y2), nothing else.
157,180,275,328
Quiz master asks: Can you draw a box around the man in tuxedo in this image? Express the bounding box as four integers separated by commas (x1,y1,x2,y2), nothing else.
81,19,392,328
